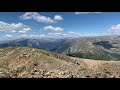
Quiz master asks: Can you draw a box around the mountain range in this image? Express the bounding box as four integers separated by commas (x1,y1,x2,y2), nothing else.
0,35,120,61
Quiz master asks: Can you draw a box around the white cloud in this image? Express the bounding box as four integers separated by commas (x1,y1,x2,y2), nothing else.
75,12,102,15
11,30,16,33
54,15,63,21
68,31,77,34
30,35,39,37
5,35,12,37
20,12,54,23
54,33,63,35
47,33,67,39
49,33,66,36
43,25,64,32
20,12,34,19
20,12,64,23
47,32,82,39
0,21,31,33
19,27,31,33
68,31,81,35
29,34,45,38
21,34,28,37
108,24,120,34
19,31,27,33
40,34,45,37
22,28,31,31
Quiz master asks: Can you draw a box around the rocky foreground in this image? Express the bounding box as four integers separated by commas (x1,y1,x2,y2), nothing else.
0,47,120,78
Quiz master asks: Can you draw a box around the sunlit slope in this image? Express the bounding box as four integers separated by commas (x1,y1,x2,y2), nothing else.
0,47,120,78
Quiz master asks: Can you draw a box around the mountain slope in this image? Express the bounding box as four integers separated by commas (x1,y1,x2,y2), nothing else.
0,38,66,51
54,36,120,61
0,47,120,78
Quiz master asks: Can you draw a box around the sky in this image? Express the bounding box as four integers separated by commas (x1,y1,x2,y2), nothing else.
0,12,120,40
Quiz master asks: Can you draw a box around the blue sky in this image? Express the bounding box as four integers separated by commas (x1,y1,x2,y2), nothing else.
0,12,120,40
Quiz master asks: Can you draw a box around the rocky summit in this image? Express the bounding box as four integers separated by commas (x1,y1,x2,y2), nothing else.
0,47,120,78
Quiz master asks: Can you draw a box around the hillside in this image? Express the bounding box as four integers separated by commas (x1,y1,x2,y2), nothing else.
0,47,120,78
54,36,120,61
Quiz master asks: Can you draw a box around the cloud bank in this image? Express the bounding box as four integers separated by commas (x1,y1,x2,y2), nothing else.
0,21,31,33
108,24,120,34
43,25,64,32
